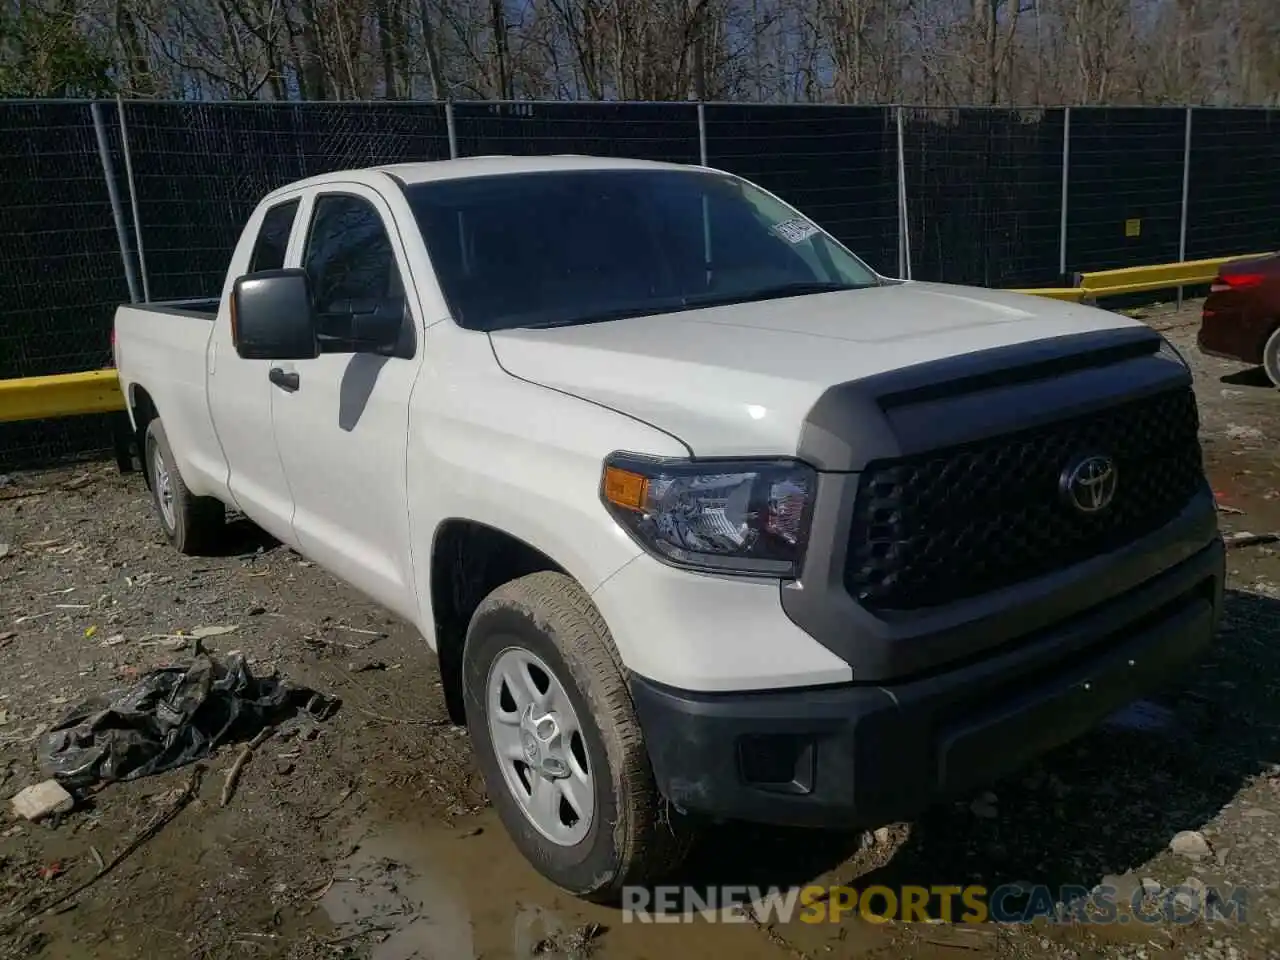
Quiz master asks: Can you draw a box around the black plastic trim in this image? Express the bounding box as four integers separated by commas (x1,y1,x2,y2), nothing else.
797,326,1175,472
129,300,220,321
782,323,1211,682
784,480,1217,683
630,539,1222,829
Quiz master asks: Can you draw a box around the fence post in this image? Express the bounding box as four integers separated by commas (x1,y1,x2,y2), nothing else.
116,96,151,303
697,102,711,282
1059,106,1070,281
696,102,708,166
896,106,911,280
91,101,140,305
1177,106,1193,309
445,100,458,159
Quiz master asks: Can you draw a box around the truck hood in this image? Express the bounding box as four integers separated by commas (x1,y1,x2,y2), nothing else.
487,281,1143,458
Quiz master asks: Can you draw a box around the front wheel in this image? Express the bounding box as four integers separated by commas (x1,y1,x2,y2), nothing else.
462,571,692,902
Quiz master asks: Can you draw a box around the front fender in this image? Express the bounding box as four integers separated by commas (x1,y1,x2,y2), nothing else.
406,350,688,649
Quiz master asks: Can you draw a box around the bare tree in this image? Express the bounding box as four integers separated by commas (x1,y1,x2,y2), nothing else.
4,0,1280,105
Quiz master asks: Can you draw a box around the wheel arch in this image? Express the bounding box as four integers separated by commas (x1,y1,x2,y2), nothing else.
429,518,572,724
128,384,160,488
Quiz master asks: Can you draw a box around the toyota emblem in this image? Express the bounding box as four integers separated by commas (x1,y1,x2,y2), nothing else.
1060,454,1118,513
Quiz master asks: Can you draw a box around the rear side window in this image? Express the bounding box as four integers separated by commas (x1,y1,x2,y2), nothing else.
248,198,300,273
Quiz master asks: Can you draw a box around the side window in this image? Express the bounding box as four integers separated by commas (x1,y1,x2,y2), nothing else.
248,198,300,273
304,194,405,312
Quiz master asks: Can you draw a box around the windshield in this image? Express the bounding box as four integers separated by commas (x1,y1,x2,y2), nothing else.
402,168,879,332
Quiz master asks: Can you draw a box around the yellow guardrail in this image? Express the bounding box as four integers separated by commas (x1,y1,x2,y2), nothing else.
1075,252,1272,298
0,369,125,424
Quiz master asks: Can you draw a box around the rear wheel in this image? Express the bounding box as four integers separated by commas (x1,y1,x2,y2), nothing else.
1263,326,1280,387
144,418,225,555
462,571,693,902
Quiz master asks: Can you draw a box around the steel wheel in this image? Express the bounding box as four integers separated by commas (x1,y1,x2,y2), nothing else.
485,645,595,846
151,441,176,531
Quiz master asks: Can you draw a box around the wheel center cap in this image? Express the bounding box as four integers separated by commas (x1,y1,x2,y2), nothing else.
519,704,567,780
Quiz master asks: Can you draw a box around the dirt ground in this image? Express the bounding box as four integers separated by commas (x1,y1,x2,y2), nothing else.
2,298,1279,960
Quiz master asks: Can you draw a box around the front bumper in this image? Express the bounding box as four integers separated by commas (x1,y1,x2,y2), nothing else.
629,536,1222,829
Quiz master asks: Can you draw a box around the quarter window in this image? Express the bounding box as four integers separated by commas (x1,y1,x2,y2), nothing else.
248,198,300,273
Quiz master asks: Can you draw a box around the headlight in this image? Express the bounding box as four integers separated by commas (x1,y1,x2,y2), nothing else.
600,453,816,577
1157,334,1189,368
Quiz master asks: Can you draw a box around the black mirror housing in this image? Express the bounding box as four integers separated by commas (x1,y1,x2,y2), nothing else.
231,268,320,360
316,298,408,356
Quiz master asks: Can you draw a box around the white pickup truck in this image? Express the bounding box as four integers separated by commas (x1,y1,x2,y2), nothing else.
113,155,1223,901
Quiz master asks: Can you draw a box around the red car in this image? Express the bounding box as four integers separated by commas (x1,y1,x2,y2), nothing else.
1197,253,1280,384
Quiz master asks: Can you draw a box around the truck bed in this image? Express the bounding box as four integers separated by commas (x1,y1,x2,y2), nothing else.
113,298,225,496
127,298,220,320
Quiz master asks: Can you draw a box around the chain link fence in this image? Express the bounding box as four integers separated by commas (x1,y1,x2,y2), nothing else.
2,100,1279,467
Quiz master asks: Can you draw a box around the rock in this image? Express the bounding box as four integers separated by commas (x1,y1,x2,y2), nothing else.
1170,830,1211,861
1140,877,1162,896
0,542,9,559
247,606,266,617
1225,424,1264,441
874,826,891,844
10,780,74,821
190,624,237,639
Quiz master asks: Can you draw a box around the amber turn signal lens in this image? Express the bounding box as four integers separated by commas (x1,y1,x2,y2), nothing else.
603,465,648,511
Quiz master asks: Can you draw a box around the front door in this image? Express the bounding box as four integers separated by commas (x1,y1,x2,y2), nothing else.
268,185,423,621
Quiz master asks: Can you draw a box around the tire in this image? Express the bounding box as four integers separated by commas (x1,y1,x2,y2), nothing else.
462,571,693,902
144,418,225,555
1263,325,1280,388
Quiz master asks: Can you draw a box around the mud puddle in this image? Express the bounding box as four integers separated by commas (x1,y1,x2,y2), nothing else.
319,812,804,959
321,806,1007,959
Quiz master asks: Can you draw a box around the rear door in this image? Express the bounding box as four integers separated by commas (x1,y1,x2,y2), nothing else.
268,185,423,620
207,196,304,543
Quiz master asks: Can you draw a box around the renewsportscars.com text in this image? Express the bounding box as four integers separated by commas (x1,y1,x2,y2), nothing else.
621,883,1248,925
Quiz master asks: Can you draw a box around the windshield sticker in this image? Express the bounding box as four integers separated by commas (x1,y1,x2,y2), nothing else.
771,218,820,244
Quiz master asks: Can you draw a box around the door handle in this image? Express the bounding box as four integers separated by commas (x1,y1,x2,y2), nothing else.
268,367,300,392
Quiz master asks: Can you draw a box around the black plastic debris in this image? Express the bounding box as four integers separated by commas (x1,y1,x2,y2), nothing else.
38,653,339,790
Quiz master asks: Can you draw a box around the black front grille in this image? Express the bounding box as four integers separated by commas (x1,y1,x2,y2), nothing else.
845,387,1204,611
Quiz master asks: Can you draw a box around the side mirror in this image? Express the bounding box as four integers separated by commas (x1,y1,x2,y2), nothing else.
230,268,319,360
316,297,408,356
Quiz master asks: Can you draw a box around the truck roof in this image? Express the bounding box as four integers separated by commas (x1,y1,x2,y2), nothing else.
278,155,698,194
